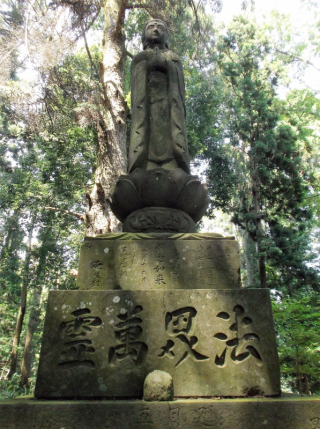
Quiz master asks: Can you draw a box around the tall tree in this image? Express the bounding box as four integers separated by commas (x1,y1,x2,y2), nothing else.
7,214,35,379
209,16,318,291
273,293,320,394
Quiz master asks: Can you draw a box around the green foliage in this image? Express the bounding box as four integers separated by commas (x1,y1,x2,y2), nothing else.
207,15,320,293
273,293,320,394
0,48,99,389
0,374,24,399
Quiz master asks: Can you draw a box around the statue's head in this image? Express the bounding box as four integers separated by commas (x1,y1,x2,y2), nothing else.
142,19,169,50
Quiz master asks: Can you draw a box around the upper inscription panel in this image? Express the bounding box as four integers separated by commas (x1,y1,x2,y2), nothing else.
77,239,240,291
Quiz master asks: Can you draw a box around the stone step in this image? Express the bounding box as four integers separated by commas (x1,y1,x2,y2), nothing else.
1,396,319,429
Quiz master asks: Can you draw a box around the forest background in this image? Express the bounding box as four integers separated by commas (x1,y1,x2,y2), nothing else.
1,0,320,397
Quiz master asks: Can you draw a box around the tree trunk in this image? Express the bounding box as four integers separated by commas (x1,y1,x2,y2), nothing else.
252,165,267,288
85,0,128,236
0,217,13,260
7,217,35,379
0,209,20,260
242,229,258,288
19,283,43,387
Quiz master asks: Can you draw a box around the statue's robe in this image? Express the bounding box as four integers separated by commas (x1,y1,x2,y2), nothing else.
128,48,190,174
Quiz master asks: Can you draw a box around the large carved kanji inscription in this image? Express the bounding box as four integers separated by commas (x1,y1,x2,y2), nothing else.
77,236,240,291
35,289,280,398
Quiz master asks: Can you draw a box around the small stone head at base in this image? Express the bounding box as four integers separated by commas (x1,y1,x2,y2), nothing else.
143,370,174,401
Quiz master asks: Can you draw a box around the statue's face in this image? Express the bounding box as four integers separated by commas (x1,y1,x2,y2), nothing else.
144,20,168,47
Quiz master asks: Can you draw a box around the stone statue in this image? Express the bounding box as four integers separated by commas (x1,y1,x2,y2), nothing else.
128,19,190,174
110,19,209,232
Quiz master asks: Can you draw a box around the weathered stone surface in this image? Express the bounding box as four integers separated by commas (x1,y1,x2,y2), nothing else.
110,168,209,225
144,370,174,401
110,20,210,228
77,237,240,291
128,20,190,174
35,289,280,398
1,397,320,429
123,207,196,233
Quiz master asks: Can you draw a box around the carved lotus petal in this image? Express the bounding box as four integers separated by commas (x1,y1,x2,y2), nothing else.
140,168,187,207
192,198,210,223
176,179,209,220
110,177,143,222
110,167,209,224
124,168,147,193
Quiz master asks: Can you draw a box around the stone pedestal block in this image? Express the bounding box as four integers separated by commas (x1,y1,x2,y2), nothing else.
1,397,320,429
77,233,240,291
35,289,280,399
